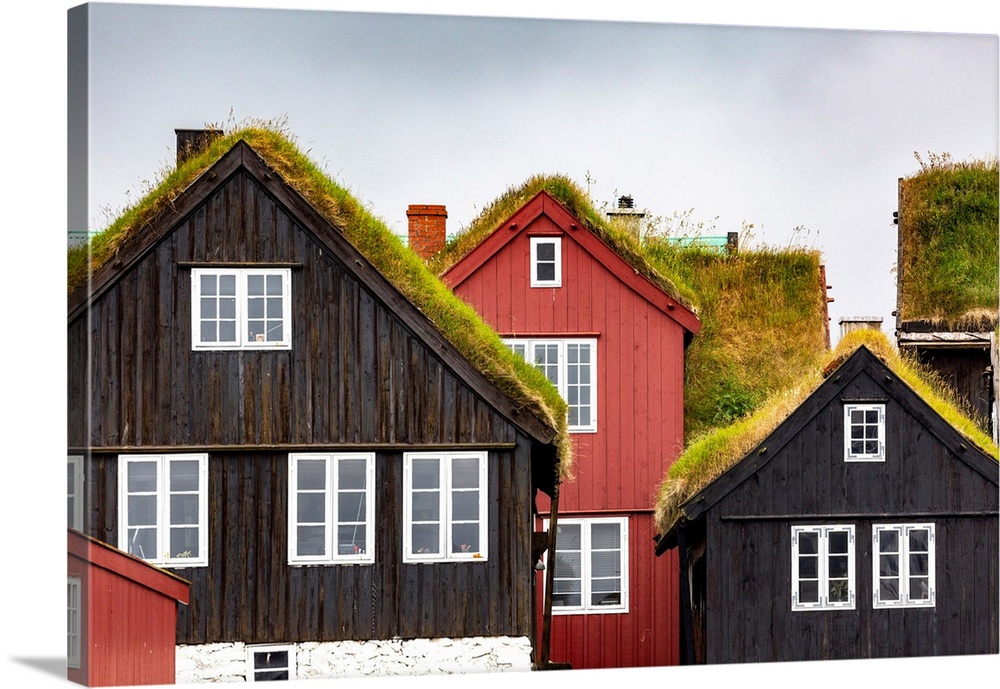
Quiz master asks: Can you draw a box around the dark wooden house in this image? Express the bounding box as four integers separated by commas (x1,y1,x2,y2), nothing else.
67,129,569,682
67,528,191,687
416,185,701,669
654,334,999,664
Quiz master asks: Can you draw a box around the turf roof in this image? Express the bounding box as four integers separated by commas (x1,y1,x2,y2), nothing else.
653,328,1000,540
643,241,831,442
897,153,999,330
67,122,573,479
427,173,700,312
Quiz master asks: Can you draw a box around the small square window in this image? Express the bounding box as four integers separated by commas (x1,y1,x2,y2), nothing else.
191,268,291,350
844,403,885,461
247,644,295,682
530,237,562,287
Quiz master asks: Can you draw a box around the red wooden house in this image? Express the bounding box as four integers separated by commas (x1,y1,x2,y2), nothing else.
67,528,191,686
421,186,701,669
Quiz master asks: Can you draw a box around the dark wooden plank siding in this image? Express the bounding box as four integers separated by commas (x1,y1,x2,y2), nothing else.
85,444,535,645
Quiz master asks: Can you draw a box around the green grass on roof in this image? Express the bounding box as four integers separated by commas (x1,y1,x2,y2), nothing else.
427,173,700,311
644,240,830,441
67,120,573,479
898,153,999,328
653,328,999,539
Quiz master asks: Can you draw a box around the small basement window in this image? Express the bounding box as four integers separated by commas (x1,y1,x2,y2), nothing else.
247,644,295,682
191,268,291,350
67,576,82,669
844,403,885,461
530,237,562,287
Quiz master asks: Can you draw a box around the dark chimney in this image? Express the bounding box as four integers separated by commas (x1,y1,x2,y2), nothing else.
175,128,222,166
407,204,448,260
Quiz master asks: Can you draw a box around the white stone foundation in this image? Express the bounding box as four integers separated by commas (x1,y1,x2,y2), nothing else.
176,636,533,683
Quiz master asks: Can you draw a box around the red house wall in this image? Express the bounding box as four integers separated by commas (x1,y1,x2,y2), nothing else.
68,530,189,687
445,195,694,669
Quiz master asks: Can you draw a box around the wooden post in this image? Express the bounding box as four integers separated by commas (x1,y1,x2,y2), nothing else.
540,475,560,667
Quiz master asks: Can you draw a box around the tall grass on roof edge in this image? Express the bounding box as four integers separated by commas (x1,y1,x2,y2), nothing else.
67,121,573,479
898,152,999,327
653,328,999,539
427,173,700,311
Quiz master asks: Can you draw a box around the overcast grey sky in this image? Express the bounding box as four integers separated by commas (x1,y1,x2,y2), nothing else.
3,3,999,689
78,2,998,348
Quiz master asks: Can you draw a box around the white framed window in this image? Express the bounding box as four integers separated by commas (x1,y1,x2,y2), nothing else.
403,452,488,563
844,403,885,461
191,268,291,350
67,576,81,669
504,338,597,433
791,525,855,611
247,644,295,682
544,517,628,614
530,237,562,287
288,453,375,565
68,455,84,531
873,523,936,608
118,454,209,568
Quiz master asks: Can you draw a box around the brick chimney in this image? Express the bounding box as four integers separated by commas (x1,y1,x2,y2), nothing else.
407,204,448,260
175,128,222,166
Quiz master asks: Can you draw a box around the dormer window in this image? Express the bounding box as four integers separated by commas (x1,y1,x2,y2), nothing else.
530,237,562,287
191,268,291,350
844,403,885,461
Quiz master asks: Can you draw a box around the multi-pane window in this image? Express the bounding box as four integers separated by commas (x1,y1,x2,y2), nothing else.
288,453,375,565
403,452,488,562
844,403,885,461
68,455,84,531
530,237,562,287
247,645,295,682
545,517,628,614
118,454,208,567
504,338,597,433
191,268,291,350
67,576,81,669
791,525,855,610
873,524,936,608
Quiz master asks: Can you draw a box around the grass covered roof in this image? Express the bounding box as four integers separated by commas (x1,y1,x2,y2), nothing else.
644,240,831,442
427,173,700,311
653,328,1000,540
67,122,573,479
897,153,999,330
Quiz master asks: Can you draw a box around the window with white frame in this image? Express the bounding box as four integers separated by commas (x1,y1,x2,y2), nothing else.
530,237,562,287
68,455,84,531
403,452,488,562
873,523,935,608
844,403,885,461
67,576,81,669
118,454,208,567
504,338,597,433
288,453,375,565
791,525,855,610
544,517,628,614
247,644,295,682
191,268,291,350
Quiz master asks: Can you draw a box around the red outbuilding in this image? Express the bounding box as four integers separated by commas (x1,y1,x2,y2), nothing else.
67,528,191,686
428,187,701,669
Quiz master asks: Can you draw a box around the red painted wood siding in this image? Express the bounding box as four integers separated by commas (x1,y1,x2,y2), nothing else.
448,204,691,669
68,530,189,686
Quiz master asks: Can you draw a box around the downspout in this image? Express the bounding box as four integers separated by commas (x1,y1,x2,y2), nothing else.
539,475,561,667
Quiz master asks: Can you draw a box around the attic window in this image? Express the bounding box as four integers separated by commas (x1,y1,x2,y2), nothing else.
530,237,562,287
844,403,885,461
191,268,291,350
